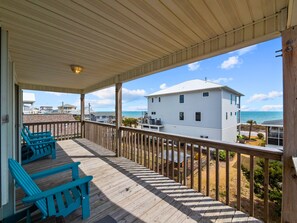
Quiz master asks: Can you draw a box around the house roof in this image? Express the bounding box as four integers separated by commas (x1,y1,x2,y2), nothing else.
0,1,294,94
23,93,35,103
148,79,244,97
23,114,76,123
58,104,76,108
262,119,283,126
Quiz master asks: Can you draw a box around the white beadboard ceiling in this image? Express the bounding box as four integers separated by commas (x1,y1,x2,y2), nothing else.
0,0,293,93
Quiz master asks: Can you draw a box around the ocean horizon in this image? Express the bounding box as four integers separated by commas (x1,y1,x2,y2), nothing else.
105,111,284,124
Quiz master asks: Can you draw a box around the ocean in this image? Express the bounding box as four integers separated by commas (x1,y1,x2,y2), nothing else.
122,111,283,124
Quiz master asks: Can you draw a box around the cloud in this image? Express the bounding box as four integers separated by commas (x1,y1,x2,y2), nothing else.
233,45,257,56
247,91,283,103
261,104,283,111
89,86,146,108
160,83,167,89
187,62,200,71
241,105,252,111
209,77,233,84
220,56,239,69
45,92,66,96
125,105,147,111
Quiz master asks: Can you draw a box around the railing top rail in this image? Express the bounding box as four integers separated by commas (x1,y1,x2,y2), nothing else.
24,120,80,125
84,120,116,128
120,126,283,161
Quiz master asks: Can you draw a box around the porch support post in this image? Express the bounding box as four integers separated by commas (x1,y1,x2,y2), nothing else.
115,82,122,157
80,94,85,138
282,25,297,222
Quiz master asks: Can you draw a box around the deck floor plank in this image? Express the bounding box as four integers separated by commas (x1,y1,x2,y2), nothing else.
16,139,261,223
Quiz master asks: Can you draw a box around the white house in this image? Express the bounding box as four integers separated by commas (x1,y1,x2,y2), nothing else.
143,79,243,142
23,92,36,114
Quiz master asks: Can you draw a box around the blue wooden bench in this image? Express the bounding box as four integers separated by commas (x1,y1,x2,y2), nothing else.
21,131,56,164
9,159,93,221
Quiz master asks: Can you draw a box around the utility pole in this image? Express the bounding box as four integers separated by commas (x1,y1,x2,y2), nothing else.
61,101,64,113
88,103,91,119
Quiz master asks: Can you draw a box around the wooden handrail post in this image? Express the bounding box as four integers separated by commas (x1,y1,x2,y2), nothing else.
80,93,85,138
282,26,297,222
115,82,122,157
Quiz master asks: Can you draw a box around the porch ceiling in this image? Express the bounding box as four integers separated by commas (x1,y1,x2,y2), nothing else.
0,0,292,93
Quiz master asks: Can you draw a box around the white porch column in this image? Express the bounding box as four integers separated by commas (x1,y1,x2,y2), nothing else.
115,83,122,157
282,25,297,222
80,94,85,138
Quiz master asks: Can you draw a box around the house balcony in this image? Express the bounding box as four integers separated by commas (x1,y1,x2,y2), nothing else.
19,121,283,222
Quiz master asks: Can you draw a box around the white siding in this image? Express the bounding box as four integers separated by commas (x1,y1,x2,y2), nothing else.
221,90,240,142
148,89,222,140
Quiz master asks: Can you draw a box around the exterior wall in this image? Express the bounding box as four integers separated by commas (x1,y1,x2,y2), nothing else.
221,90,240,142
148,89,222,140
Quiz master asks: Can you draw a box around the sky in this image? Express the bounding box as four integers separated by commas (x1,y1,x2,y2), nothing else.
24,37,283,112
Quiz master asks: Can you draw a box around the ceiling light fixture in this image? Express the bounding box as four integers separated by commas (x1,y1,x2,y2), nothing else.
70,64,83,74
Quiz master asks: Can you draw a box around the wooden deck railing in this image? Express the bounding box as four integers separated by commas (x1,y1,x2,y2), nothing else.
83,121,283,222
119,126,283,223
84,121,116,153
24,121,81,141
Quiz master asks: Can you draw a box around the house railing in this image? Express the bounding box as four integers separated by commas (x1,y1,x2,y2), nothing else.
84,121,116,153
83,121,283,222
23,121,81,141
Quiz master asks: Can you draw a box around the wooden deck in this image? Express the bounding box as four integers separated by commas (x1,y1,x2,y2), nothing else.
17,139,261,223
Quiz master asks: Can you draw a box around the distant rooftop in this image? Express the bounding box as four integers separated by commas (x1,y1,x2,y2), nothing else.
148,79,244,97
262,119,283,126
23,114,76,123
23,92,35,103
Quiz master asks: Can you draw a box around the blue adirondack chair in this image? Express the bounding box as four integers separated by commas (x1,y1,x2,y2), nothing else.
8,159,93,221
21,131,56,164
23,125,53,139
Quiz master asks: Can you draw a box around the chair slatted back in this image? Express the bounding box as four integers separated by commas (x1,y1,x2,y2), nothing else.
8,159,48,216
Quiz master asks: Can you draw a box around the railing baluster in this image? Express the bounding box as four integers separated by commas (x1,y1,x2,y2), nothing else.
171,140,174,179
152,137,155,172
216,148,220,200
226,150,230,205
250,155,254,216
144,135,147,167
161,138,164,176
206,147,210,196
183,142,187,186
177,141,181,183
140,134,143,165
198,145,202,192
264,158,269,222
134,133,136,162
156,137,160,173
166,139,169,177
237,152,241,210
190,144,194,189
137,133,140,164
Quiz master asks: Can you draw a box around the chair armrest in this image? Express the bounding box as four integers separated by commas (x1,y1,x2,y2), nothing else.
30,162,81,180
22,176,93,204
31,131,51,135
29,137,55,143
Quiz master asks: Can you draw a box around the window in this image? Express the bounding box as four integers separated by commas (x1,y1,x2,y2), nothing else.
151,112,156,115
159,97,161,102
235,96,237,105
179,112,184,120
226,112,228,120
230,94,233,104
203,92,209,97
152,98,154,103
230,112,232,116
235,112,237,116
179,95,184,103
195,112,201,121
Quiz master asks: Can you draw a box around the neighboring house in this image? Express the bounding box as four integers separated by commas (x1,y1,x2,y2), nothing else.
262,119,283,147
57,104,76,113
144,79,243,142
91,112,115,124
23,92,36,114
39,106,53,114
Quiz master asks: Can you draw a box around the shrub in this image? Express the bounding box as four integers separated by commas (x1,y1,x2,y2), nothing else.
257,133,264,139
122,118,138,127
241,159,282,216
241,135,249,140
214,150,235,161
